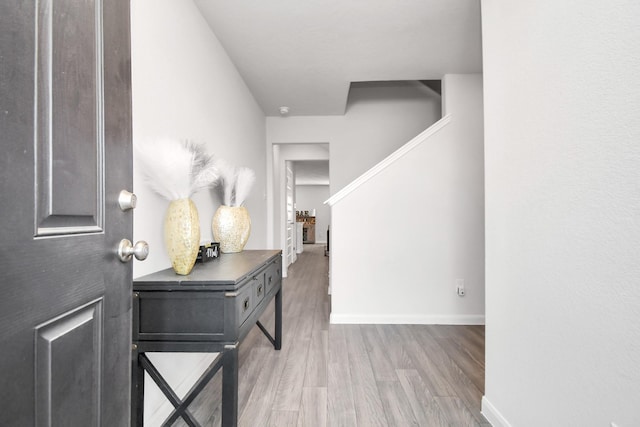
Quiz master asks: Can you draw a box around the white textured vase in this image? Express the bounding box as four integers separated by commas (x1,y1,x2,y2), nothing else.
212,205,251,253
164,198,200,275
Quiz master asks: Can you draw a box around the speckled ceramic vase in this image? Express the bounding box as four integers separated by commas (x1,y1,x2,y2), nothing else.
164,198,200,275
212,205,251,253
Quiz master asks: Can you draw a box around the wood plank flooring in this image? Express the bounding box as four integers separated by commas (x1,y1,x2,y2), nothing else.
172,245,489,426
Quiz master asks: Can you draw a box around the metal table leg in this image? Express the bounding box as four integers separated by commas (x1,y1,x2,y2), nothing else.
221,344,239,427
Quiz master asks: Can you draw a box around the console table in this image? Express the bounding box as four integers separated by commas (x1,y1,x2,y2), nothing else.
131,250,282,427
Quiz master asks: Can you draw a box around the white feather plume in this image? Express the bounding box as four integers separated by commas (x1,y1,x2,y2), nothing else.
214,160,236,206
215,162,256,207
234,167,255,207
136,138,220,200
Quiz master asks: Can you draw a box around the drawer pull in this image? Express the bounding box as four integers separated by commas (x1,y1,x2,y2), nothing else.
243,297,250,312
268,276,272,284
257,284,263,296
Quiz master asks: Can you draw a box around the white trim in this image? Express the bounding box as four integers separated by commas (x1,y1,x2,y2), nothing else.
481,396,512,427
329,313,485,325
324,114,452,206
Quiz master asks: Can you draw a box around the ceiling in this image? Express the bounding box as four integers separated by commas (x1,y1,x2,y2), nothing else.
194,0,483,116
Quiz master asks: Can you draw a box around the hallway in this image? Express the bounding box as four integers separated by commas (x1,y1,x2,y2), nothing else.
178,245,488,426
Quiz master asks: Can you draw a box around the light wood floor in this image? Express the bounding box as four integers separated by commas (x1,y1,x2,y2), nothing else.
176,244,489,427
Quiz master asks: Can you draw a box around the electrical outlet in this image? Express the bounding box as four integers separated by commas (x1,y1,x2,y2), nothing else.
456,279,465,297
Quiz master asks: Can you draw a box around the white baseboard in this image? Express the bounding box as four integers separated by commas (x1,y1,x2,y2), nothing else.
481,396,512,427
329,313,485,325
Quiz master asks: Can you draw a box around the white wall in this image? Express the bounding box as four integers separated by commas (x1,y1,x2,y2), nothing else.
329,74,484,324
130,0,266,424
295,185,330,244
481,1,640,426
333,82,443,191
267,81,442,248
131,0,266,279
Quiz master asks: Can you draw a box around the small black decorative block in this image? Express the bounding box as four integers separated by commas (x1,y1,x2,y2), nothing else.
197,242,220,262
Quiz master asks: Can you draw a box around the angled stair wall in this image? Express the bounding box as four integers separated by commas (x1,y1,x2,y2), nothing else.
327,74,485,324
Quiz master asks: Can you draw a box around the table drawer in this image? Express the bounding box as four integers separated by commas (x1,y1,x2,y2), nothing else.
253,273,265,305
136,291,225,340
265,261,281,295
236,284,253,326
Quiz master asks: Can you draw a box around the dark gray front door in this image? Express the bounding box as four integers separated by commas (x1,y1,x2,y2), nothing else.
0,0,133,425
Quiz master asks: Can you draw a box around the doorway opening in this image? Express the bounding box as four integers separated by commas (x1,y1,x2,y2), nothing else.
270,143,329,278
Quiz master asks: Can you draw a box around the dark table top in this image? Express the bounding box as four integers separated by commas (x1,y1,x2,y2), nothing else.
133,250,282,291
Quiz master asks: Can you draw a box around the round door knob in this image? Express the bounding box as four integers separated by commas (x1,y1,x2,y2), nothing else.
117,239,149,262
118,190,137,211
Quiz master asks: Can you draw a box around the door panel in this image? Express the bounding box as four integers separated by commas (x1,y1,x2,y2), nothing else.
36,0,103,235
0,0,133,425
35,299,103,426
